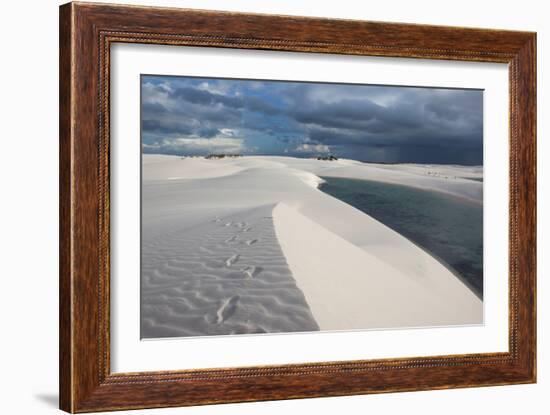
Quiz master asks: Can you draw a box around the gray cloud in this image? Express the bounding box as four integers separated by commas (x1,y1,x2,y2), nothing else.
141,76,483,164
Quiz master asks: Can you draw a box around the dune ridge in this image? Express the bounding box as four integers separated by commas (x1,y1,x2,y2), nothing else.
273,203,482,330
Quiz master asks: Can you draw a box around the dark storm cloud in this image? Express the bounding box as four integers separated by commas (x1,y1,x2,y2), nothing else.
141,76,483,164
170,85,281,114
196,127,220,138
292,91,481,143
293,99,381,130
173,86,243,108
141,119,193,136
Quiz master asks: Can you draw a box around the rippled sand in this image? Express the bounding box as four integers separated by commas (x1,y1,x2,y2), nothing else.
141,204,319,338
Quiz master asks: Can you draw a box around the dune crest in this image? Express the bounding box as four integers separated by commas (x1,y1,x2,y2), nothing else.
273,203,482,330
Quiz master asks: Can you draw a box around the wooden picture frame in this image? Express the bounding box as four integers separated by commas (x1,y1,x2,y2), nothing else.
59,2,536,412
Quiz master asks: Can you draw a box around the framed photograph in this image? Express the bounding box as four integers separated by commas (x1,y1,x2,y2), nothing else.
59,2,536,412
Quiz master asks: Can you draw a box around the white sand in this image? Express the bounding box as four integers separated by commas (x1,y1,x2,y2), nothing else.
274,203,481,329
141,155,482,337
141,204,319,338
248,156,483,203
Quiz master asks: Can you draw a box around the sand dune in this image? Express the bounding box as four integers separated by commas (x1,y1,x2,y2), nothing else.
141,155,482,338
274,203,481,330
253,156,483,203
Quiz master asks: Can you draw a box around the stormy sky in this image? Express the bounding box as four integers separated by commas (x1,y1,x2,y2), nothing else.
141,75,483,165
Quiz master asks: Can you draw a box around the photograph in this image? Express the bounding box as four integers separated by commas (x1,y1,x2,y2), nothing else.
140,75,484,339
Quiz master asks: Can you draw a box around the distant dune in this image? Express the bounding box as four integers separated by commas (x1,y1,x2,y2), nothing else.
141,155,483,338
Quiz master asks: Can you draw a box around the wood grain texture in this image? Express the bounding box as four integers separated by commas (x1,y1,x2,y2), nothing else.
59,3,73,411
59,2,537,412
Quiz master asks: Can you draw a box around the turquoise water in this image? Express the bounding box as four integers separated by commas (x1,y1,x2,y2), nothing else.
319,177,483,298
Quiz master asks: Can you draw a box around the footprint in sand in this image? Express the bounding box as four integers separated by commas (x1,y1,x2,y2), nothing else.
224,235,238,243
245,239,258,246
225,254,240,267
215,295,240,323
241,266,263,279
241,227,252,233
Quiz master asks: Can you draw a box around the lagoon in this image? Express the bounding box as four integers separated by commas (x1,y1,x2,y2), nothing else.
319,177,483,298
